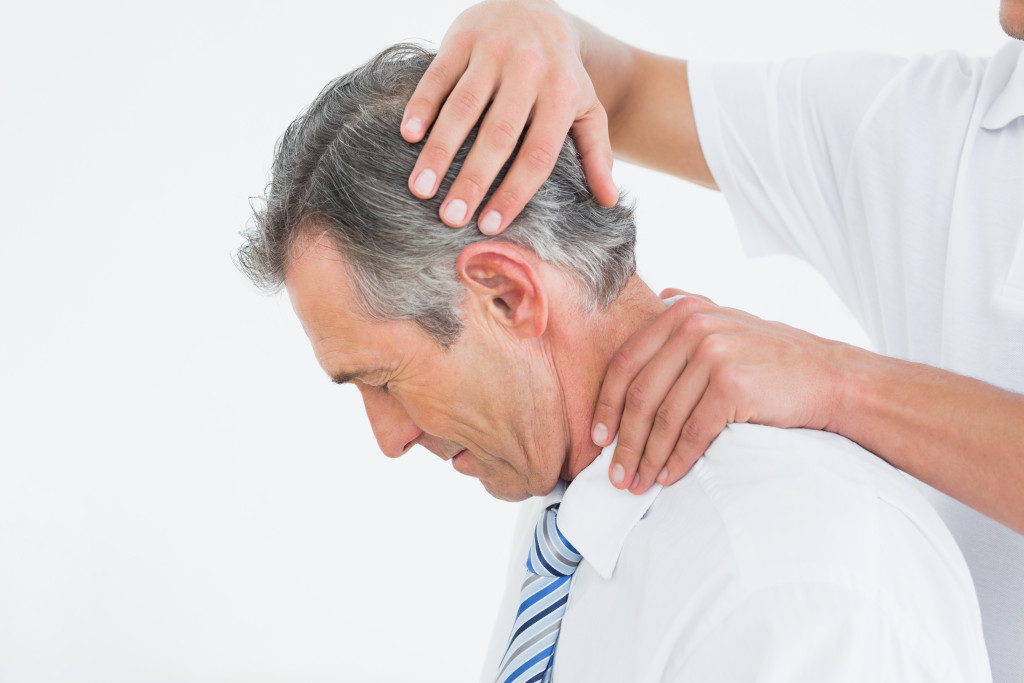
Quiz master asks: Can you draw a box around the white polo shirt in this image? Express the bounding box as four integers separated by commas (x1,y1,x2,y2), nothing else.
689,40,1024,682
481,426,990,681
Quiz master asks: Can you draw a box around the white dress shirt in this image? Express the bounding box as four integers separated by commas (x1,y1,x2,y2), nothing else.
689,41,1024,681
482,425,990,682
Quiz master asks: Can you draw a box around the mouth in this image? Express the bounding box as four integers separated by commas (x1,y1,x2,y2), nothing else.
450,448,474,476
441,448,465,462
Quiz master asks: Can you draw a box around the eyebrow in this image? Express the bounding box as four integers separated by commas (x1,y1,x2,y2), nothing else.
331,367,387,385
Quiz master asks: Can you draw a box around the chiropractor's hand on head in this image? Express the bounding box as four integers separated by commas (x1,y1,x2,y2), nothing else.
594,290,852,494
401,0,618,235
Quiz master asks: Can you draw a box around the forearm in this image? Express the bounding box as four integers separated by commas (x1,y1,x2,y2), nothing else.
836,346,1024,534
573,17,715,187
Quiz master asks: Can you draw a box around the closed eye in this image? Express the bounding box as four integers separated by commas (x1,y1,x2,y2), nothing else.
331,367,394,392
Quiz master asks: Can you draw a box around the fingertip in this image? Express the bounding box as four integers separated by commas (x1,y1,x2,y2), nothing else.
411,168,438,198
630,481,652,495
575,118,617,205
609,462,626,487
664,446,703,487
441,198,469,227
592,422,609,446
629,463,659,494
595,184,620,208
401,115,425,142
590,169,619,208
478,209,502,235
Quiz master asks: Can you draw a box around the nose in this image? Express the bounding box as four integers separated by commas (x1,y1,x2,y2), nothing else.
358,385,423,458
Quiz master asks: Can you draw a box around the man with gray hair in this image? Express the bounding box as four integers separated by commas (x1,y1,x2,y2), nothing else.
238,44,991,681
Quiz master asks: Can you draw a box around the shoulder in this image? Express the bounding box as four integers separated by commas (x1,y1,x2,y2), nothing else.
689,49,997,149
639,425,987,677
638,423,978,622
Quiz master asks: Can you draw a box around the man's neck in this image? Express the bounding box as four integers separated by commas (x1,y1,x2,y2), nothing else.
549,276,669,481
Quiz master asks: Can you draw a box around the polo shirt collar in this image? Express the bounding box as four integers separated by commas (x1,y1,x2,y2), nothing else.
551,443,663,580
981,40,1024,130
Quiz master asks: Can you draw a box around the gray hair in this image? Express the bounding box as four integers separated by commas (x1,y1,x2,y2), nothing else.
237,43,636,347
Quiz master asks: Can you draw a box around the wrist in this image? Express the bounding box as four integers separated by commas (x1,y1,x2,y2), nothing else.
570,13,593,68
829,343,931,477
827,341,885,439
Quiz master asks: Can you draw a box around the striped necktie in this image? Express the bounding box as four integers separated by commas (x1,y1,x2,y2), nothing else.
496,503,582,683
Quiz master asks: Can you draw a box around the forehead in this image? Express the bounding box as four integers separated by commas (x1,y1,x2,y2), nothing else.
284,231,413,376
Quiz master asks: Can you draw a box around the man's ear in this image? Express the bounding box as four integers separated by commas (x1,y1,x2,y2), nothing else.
456,242,548,339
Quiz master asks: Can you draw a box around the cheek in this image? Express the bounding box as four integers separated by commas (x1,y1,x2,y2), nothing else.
395,385,462,435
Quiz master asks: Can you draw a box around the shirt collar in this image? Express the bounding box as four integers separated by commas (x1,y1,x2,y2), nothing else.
980,40,1024,131
548,442,663,580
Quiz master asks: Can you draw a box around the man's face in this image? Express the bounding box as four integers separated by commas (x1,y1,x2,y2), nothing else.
284,234,566,502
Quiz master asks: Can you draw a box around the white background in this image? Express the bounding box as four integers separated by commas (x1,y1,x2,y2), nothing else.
0,0,1008,681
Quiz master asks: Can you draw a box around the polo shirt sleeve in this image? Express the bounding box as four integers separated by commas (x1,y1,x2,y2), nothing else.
687,53,906,271
663,581,982,682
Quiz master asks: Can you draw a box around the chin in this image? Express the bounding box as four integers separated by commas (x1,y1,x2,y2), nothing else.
481,480,531,503
1001,1,1024,38
481,474,561,503
494,490,533,503
476,475,521,502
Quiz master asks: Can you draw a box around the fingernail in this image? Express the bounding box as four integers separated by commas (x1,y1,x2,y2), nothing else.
630,473,640,490
610,463,625,486
479,210,502,235
657,467,668,484
592,422,608,445
405,116,423,137
443,199,468,225
413,169,436,197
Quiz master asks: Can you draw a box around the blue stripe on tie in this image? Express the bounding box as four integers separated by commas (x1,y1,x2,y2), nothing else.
505,644,555,683
555,524,579,556
526,548,538,574
532,530,560,576
538,520,573,575
515,576,567,618
510,593,568,643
